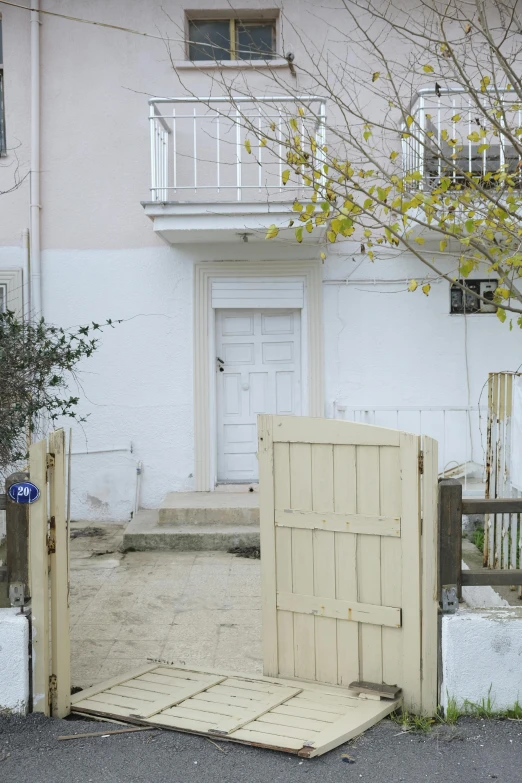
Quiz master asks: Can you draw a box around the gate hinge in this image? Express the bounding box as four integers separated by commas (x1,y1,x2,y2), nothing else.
47,517,56,554
46,453,55,470
441,585,458,614
49,674,57,703
418,451,424,474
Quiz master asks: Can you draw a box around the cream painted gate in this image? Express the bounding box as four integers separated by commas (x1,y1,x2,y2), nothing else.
258,415,438,715
71,415,438,755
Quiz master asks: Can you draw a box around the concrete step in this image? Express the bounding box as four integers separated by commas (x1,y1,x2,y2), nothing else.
158,492,259,526
123,510,259,552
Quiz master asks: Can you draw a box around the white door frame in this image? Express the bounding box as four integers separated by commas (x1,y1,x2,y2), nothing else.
194,261,324,491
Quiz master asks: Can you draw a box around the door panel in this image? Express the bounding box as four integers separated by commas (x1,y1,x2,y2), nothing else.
217,310,301,482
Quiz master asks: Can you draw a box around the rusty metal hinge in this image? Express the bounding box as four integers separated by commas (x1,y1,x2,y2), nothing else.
47,517,56,554
418,451,424,474
49,674,57,704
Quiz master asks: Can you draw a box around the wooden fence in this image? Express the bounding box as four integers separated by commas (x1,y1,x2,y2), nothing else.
439,478,522,611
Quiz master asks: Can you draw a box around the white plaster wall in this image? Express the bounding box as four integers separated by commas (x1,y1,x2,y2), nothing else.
0,609,29,715
442,609,522,711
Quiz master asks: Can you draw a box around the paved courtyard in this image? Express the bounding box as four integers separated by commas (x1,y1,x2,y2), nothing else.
70,522,262,689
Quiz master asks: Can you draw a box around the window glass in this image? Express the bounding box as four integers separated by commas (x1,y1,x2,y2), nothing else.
188,20,231,61
236,22,275,59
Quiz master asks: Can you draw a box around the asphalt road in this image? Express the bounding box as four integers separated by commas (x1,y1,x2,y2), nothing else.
1,714,521,782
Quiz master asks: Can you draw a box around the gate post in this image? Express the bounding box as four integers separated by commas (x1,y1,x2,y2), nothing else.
438,479,462,611
5,472,30,607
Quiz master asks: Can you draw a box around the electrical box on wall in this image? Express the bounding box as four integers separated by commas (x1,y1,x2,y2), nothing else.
450,279,498,314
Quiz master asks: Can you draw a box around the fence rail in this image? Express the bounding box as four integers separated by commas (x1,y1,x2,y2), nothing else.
439,479,522,613
148,95,326,202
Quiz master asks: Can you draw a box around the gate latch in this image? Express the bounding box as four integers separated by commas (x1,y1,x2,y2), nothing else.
9,582,25,607
441,585,458,614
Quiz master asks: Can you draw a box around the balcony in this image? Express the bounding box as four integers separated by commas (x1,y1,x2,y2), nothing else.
403,87,522,190
142,95,326,244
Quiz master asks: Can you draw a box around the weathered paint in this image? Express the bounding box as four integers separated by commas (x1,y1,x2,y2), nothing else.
0,608,29,714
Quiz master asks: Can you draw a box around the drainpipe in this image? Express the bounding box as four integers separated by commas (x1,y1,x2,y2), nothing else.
21,228,30,317
30,0,41,317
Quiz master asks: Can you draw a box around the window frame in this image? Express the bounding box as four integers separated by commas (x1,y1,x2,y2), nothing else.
186,14,277,62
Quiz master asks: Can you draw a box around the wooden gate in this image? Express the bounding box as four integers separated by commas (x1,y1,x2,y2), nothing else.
258,415,438,714
29,429,71,718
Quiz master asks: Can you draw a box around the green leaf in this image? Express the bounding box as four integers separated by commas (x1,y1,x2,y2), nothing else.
372,72,380,82
295,226,303,243
406,115,414,129
244,139,251,154
266,224,279,239
497,307,506,323
477,144,490,154
423,65,434,73
282,169,291,185
465,219,474,233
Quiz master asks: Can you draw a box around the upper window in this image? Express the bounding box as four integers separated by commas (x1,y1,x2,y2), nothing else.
187,18,276,61
0,18,5,155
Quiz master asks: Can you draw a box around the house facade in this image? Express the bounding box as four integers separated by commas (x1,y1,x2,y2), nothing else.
1,0,520,521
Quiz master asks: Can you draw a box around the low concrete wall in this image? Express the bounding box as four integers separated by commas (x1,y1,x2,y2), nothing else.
442,608,522,711
0,608,29,715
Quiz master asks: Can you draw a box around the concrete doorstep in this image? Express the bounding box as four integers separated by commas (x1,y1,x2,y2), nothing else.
123,493,260,551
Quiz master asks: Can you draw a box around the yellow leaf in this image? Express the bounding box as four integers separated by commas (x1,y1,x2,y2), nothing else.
423,65,434,73
372,72,380,82
415,237,425,245
477,143,489,154
295,226,303,243
496,287,510,299
406,115,414,128
440,240,448,252
320,251,326,262
422,283,431,296
480,75,490,93
364,229,372,237
292,201,304,212
260,137,267,147
327,230,337,243
266,224,279,240
497,307,506,323
305,220,313,233
270,122,276,132
290,118,298,131
390,150,399,161
282,169,291,185
298,106,305,117
408,279,418,292
451,114,461,122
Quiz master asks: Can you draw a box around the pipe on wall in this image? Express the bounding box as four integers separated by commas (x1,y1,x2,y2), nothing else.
21,228,30,317
30,0,41,317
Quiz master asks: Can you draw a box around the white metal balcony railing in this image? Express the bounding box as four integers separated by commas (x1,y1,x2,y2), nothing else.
335,405,488,491
149,96,326,202
403,87,522,189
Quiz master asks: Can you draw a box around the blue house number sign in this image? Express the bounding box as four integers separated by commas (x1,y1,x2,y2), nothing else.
8,481,41,504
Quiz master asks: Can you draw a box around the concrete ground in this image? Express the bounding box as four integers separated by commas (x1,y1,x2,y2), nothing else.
1,713,521,783
70,521,261,689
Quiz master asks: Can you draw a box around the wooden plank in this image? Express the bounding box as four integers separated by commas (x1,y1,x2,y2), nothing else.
259,414,278,677
28,438,50,716
272,704,337,723
293,691,358,709
400,432,422,713
421,436,439,716
70,665,157,704
136,676,227,719
73,699,146,720
153,667,225,682
462,498,522,514
58,727,156,741
300,698,400,758
439,479,462,598
274,442,294,678
5,472,30,599
290,442,315,681
212,685,276,702
333,444,359,687
108,685,163,701
49,429,70,718
272,416,400,446
275,509,400,536
230,728,304,751
461,569,522,586
312,443,337,685
192,690,270,711
184,697,251,719
219,678,287,694
356,445,383,684
212,687,301,734
348,681,401,699
244,719,318,741
277,592,401,627
254,711,326,733
379,446,403,689
149,713,219,732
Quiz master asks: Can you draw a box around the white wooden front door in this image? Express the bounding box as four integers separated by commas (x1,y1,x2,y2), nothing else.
216,310,301,482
